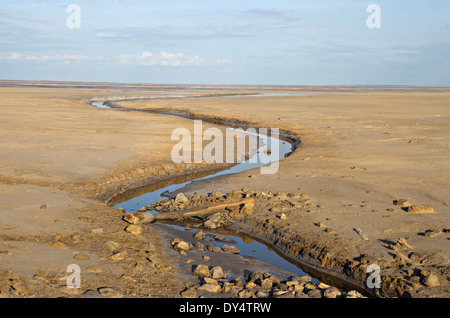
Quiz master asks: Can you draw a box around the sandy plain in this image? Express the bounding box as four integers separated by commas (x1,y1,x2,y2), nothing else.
0,81,449,298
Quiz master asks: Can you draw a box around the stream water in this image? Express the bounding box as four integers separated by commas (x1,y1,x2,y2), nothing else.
91,100,324,285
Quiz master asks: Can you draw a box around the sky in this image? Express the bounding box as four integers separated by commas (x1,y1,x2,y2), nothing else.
0,0,449,85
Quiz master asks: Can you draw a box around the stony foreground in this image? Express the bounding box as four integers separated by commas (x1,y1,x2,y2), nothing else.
122,189,449,298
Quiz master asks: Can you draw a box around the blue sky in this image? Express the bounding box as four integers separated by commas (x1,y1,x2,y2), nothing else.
0,0,449,85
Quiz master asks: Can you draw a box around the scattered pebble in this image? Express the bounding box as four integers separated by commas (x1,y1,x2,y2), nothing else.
97,287,123,298
50,241,67,249
104,241,120,252
125,225,143,236
73,254,89,261
91,228,103,234
86,266,103,273
407,205,434,214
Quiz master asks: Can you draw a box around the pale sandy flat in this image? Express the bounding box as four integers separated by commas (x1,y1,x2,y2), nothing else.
0,83,448,297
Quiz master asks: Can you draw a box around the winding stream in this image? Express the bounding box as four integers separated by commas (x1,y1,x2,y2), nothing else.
90,99,355,293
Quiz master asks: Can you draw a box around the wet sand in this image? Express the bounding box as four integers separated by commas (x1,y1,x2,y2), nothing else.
0,82,449,298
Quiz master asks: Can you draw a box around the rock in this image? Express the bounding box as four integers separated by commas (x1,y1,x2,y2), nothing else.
407,205,434,214
104,241,120,252
203,277,218,284
422,274,440,287
296,276,312,283
238,289,254,298
394,199,411,207
248,270,263,283
210,266,225,279
59,286,82,296
240,200,254,215
181,288,198,298
123,212,155,225
396,237,412,249
272,291,295,298
191,194,201,202
292,283,304,293
71,234,82,243
230,278,245,289
278,213,287,220
345,290,365,298
318,282,331,289
91,228,103,234
227,190,242,199
307,289,322,298
80,290,104,298
198,284,222,294
255,291,269,298
109,251,128,261
173,241,190,252
86,266,103,273
125,225,143,236
203,212,228,229
323,287,342,298
120,274,134,281
353,228,369,240
33,274,46,281
210,191,224,199
52,234,63,241
260,278,273,290
193,265,211,278
424,229,441,237
221,244,240,254
245,281,257,289
409,252,426,263
208,244,222,253
175,193,189,204
50,241,67,249
304,283,317,291
73,254,89,261
193,230,206,240
97,287,123,298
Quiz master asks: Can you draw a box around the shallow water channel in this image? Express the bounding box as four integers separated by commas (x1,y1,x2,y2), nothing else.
92,100,327,287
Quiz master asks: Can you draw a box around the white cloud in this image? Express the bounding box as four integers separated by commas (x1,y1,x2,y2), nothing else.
216,58,232,64
0,53,95,61
0,51,230,68
95,32,130,39
115,51,203,67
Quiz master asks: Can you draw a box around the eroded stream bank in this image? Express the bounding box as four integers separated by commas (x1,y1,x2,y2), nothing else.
92,100,372,298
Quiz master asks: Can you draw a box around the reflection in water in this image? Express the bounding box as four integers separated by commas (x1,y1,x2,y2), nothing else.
108,114,317,281
107,166,233,208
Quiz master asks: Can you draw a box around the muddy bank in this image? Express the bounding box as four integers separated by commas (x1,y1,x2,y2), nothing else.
106,98,449,298
120,190,367,298
122,188,449,298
